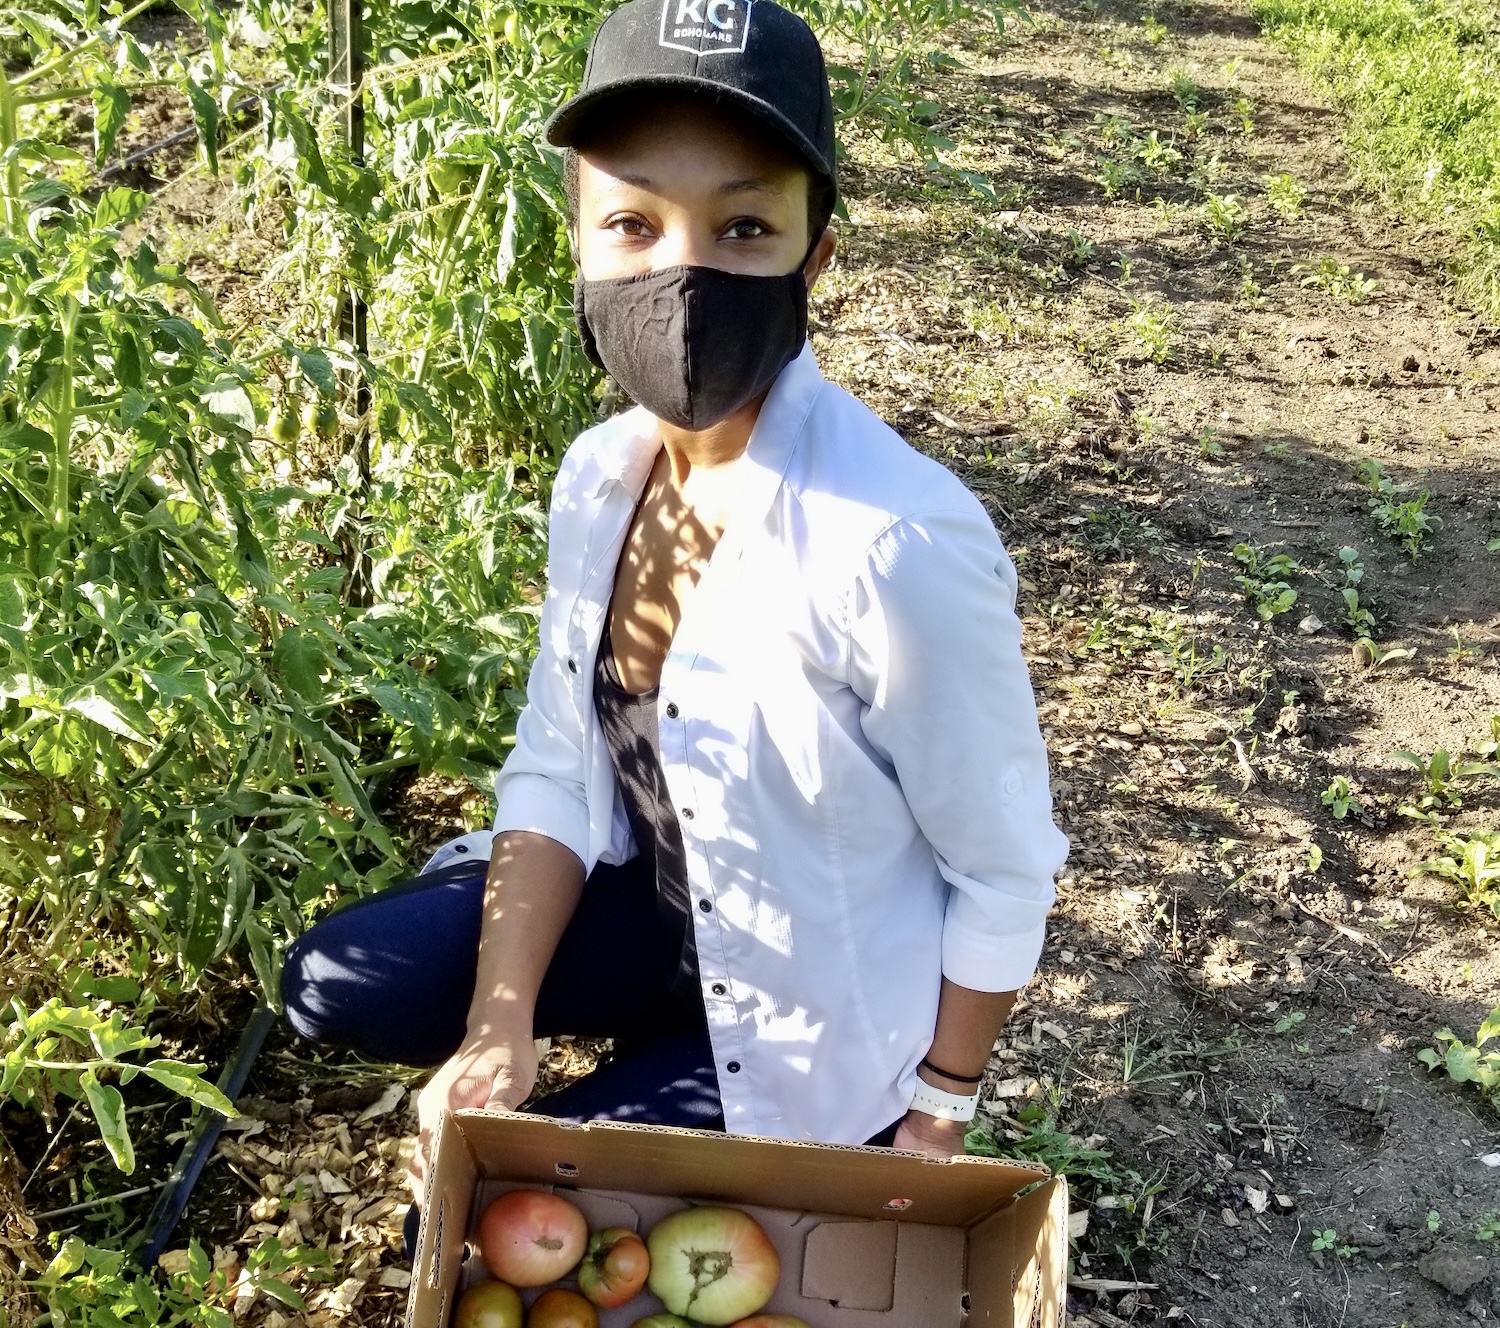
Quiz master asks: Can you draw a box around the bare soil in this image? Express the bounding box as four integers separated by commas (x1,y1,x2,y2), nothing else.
11,1,1500,1325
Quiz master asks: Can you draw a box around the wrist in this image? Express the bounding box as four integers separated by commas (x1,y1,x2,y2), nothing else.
916,1062,985,1094
465,1001,534,1043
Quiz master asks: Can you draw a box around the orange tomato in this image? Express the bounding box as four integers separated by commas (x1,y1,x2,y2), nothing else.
527,1287,598,1328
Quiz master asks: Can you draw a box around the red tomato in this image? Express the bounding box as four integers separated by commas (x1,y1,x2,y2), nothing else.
731,1318,814,1328
527,1287,598,1328
478,1190,588,1288
452,1279,524,1328
577,1226,651,1308
647,1207,780,1325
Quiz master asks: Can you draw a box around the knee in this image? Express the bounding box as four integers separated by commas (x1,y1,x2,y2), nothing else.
279,927,339,1046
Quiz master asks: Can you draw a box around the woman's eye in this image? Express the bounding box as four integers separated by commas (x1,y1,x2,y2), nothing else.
607,216,650,238
725,219,768,239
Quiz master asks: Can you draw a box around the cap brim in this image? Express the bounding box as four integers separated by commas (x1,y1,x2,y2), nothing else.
544,77,833,187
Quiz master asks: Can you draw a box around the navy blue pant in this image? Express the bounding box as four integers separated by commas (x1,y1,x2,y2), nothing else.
280,853,724,1127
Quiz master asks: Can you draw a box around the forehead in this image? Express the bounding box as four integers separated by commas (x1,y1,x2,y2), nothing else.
574,91,807,196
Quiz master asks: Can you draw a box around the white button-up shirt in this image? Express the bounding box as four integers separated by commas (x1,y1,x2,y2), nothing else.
493,344,1068,1145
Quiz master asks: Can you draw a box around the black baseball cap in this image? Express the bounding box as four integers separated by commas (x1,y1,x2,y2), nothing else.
545,0,837,196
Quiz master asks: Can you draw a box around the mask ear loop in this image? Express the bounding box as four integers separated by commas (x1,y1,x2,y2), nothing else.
797,208,833,283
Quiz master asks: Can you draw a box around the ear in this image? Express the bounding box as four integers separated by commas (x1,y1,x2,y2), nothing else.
802,225,838,289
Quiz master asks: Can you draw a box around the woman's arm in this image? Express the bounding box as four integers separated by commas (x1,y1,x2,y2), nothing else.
894,978,1016,1157
410,830,585,1197
847,503,1068,1157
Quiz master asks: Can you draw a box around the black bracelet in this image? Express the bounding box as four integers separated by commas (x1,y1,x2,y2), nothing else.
919,1056,984,1085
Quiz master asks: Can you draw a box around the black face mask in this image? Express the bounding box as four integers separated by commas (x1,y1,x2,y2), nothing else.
574,261,809,431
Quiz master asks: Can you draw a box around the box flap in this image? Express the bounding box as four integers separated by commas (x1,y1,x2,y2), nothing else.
802,1221,898,1310
452,1111,1046,1225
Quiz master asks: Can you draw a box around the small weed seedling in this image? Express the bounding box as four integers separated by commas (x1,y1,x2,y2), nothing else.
1476,1213,1500,1243
1338,547,1377,637
1321,774,1361,820
1355,459,1439,558
1142,14,1169,42
1065,228,1097,267
1416,829,1500,917
1073,506,1163,561
1392,746,1499,811
1094,156,1145,198
1094,112,1136,146
1168,65,1202,112
1202,192,1248,243
1293,256,1379,303
1310,1228,1355,1258
1233,542,1299,620
1274,1010,1306,1035
1135,129,1184,172
1266,172,1306,221
1126,299,1178,364
1230,95,1255,135
1417,1007,1500,1109
1426,1210,1442,1234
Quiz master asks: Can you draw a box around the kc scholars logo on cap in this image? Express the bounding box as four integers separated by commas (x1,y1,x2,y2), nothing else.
659,0,754,55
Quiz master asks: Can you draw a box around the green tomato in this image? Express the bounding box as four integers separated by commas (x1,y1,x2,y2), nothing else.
429,158,469,196
302,398,338,441
269,406,300,444
539,32,560,56
502,10,520,45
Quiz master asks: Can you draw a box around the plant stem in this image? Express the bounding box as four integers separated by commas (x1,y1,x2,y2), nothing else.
49,297,80,546
14,0,161,89
412,157,497,385
0,73,20,236
15,79,178,106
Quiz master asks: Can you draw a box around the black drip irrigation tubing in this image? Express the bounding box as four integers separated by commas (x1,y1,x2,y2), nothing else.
98,93,261,183
136,1004,277,1271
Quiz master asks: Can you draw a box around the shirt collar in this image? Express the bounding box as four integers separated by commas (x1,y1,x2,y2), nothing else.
584,343,825,502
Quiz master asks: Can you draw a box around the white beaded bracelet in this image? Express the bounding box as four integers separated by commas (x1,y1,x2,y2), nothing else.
910,1078,981,1123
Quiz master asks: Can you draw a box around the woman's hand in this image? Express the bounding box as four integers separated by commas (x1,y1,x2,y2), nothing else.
410,1028,539,1199
893,1109,969,1159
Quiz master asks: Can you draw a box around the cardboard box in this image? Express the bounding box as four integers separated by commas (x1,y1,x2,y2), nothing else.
408,1111,1066,1328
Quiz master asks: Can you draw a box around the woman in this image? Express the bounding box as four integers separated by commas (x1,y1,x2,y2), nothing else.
280,0,1068,1217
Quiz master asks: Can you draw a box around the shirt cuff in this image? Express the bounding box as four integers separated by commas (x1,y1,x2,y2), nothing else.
491,771,590,868
941,910,1049,993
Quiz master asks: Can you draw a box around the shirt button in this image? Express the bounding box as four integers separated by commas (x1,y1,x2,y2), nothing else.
680,807,694,820
665,702,679,719
567,658,578,674
726,1061,741,1074
711,982,727,996
698,899,713,913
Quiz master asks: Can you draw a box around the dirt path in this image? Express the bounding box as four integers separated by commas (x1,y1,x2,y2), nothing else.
91,2,1500,1326
818,0,1500,1323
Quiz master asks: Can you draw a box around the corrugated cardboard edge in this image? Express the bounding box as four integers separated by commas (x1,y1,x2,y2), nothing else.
407,1111,477,1328
962,1176,1068,1327
404,1112,1066,1328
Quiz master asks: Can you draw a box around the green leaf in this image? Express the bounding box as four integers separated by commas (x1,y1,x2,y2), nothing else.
257,1277,307,1310
201,375,257,433
65,689,147,743
273,626,328,702
94,186,149,230
1477,1008,1500,1048
93,84,132,164
81,1068,135,1173
1448,1041,1481,1084
141,1060,235,1115
292,346,337,397
44,1235,87,1280
185,78,220,174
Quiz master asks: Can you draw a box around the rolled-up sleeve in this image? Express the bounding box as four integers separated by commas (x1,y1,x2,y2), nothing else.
847,506,1068,992
491,463,591,868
